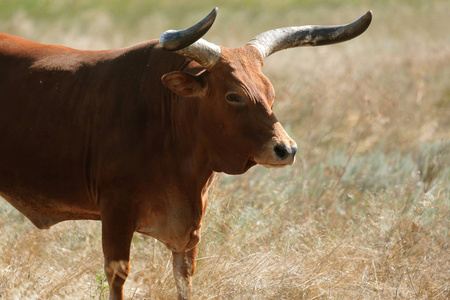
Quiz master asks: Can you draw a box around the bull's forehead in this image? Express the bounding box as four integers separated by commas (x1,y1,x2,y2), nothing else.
211,46,275,103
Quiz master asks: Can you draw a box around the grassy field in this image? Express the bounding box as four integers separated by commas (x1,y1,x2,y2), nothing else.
0,0,449,299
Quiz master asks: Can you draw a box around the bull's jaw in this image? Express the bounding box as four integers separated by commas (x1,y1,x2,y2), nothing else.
212,158,257,175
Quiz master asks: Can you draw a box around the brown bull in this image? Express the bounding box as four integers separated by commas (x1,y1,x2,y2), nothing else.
0,8,371,299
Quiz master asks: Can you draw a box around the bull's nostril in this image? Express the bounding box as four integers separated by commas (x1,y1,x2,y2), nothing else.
274,144,288,159
292,145,298,156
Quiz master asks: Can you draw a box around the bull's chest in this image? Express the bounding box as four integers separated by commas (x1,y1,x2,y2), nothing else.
134,185,206,252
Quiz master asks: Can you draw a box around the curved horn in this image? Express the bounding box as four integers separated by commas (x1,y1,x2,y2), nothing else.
159,8,221,69
247,11,373,59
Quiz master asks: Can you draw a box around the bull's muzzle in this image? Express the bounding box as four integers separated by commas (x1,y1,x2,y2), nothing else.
255,138,297,167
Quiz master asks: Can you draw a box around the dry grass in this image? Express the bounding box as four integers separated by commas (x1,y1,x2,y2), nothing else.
1,0,449,299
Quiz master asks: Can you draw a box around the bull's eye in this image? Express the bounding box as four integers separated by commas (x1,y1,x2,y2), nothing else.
226,93,245,104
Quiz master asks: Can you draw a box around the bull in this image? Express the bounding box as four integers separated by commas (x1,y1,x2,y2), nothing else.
0,8,372,299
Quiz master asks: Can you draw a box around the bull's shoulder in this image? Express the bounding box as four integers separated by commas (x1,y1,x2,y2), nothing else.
0,33,158,72
0,33,86,71
0,32,73,56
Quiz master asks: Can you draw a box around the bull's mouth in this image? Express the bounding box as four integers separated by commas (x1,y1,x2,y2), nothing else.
253,157,295,168
260,164,288,168
245,158,291,170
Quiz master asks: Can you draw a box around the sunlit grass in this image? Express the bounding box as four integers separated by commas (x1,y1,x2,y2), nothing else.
0,0,449,299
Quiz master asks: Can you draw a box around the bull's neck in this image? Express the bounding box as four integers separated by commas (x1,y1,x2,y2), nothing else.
142,47,214,193
161,81,214,193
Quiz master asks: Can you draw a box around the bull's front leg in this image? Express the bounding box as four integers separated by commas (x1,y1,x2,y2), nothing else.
172,246,198,300
101,194,135,300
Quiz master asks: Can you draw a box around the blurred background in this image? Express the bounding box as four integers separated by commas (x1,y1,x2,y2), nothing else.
0,0,449,299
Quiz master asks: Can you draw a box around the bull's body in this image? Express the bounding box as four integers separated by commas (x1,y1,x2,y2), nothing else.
1,35,214,298
1,34,206,248
0,9,371,299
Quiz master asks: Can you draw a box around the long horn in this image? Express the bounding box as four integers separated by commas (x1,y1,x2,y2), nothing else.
247,11,372,59
159,8,221,69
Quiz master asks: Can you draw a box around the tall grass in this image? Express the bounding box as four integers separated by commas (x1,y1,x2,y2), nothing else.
0,0,449,299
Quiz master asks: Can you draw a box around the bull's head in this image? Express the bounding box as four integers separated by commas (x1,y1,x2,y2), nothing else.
160,8,372,174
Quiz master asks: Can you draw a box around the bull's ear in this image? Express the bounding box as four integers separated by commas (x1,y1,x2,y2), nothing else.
161,71,205,97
